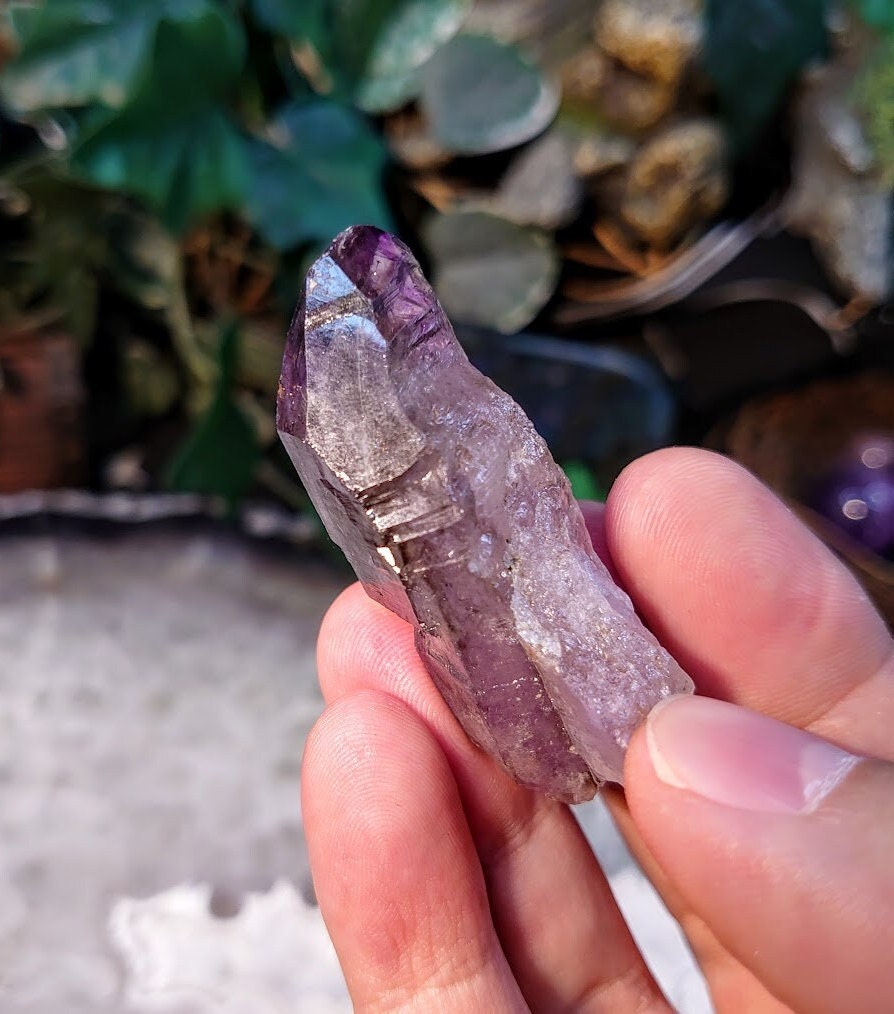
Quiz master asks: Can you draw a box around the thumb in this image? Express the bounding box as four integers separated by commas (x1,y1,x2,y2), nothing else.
624,695,894,1014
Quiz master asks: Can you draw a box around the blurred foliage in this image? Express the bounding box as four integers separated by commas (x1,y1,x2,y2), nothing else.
2,2,216,111
703,0,828,149
167,320,260,507
0,165,182,344
0,2,390,237
854,33,894,185
250,0,472,112
0,0,397,504
851,0,894,32
245,100,391,249
0,0,891,512
562,460,606,502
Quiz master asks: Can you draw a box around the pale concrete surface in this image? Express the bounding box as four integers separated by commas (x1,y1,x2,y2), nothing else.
0,526,709,1012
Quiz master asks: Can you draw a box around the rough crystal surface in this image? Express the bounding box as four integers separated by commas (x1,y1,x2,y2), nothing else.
277,226,694,802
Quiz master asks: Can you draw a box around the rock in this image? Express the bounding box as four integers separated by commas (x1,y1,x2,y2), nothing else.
573,130,637,179
594,0,703,87
491,128,584,229
276,227,693,800
620,119,728,249
786,28,893,303
563,45,679,132
562,0,703,133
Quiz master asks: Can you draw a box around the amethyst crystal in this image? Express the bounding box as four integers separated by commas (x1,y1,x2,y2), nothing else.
277,226,693,802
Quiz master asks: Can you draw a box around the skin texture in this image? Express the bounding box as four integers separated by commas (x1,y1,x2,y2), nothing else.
302,448,894,1013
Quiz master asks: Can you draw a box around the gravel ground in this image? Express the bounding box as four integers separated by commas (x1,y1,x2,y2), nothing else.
0,526,709,1012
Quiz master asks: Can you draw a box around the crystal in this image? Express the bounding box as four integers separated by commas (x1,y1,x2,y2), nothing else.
277,226,694,802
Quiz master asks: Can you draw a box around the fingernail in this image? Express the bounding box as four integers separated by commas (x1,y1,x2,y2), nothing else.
646,696,861,814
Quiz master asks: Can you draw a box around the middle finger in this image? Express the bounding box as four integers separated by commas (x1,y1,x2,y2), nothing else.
317,583,672,1013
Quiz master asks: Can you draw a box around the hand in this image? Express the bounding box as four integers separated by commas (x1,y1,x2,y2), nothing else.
302,448,894,1013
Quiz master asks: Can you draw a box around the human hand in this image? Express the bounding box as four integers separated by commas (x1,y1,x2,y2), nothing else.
302,448,894,1013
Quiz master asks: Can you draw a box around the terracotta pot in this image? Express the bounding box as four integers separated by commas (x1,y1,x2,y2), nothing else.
0,322,84,492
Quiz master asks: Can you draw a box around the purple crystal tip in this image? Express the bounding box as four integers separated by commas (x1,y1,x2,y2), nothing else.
328,225,399,288
277,226,694,802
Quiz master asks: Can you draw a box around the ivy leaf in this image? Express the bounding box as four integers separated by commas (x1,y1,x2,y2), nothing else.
167,321,260,508
73,110,249,233
703,0,828,148
0,0,234,113
69,12,249,231
246,100,392,250
250,0,470,112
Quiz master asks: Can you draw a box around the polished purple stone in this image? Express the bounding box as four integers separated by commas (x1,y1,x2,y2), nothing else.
810,434,894,560
277,226,693,802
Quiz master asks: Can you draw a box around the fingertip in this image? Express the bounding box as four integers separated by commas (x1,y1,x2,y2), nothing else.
316,582,380,689
316,581,421,701
607,448,742,590
605,447,891,726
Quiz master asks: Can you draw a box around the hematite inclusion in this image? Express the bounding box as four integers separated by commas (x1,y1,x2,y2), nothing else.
277,225,693,802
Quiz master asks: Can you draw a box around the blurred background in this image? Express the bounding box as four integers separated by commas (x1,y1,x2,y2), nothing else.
0,1,891,1011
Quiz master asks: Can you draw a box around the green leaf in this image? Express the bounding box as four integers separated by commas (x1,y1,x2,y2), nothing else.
246,100,392,250
2,1,151,110
1,0,236,113
853,34,894,184
250,0,470,112
353,0,472,112
851,0,894,32
422,211,559,333
703,0,828,148
3,165,115,342
105,210,183,312
1,3,249,231
250,0,328,44
419,34,559,155
69,12,249,231
561,461,606,502
124,338,181,420
73,109,249,233
167,322,261,507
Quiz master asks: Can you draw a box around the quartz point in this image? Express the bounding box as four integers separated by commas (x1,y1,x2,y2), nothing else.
276,226,694,802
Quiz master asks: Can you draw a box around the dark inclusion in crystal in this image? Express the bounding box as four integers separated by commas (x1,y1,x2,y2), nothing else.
277,226,693,802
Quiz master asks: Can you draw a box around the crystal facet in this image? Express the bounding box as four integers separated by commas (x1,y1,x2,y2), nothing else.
277,226,694,802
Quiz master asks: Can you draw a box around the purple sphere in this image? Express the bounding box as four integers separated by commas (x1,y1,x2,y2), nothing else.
811,435,894,560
